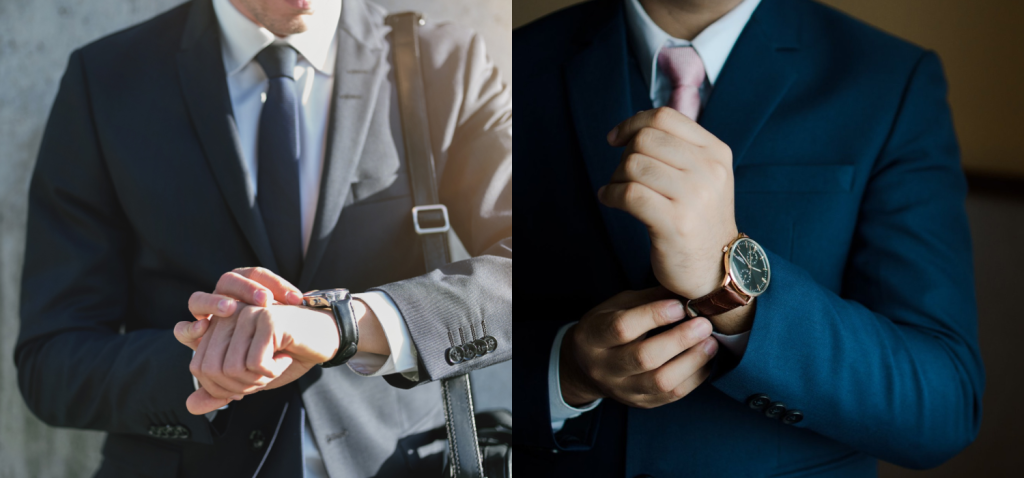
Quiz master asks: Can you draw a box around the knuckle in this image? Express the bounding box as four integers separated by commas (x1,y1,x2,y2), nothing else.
633,128,657,152
623,154,648,180
609,316,631,343
622,182,642,205
630,347,653,371
652,372,675,395
652,107,675,127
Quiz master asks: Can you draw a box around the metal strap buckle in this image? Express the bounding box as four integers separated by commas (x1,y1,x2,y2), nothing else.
412,204,451,235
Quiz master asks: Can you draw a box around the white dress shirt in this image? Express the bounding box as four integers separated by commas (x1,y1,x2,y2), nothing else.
204,1,420,476
549,0,762,433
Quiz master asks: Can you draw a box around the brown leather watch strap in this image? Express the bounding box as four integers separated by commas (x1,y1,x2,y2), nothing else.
686,281,751,318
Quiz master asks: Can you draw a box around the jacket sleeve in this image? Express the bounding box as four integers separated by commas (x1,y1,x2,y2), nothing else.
712,51,984,470
373,26,512,387
14,50,215,444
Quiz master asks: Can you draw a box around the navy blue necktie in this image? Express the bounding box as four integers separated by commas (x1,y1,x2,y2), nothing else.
255,44,303,284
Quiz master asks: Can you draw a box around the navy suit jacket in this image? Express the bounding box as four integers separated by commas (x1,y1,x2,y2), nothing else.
516,0,984,476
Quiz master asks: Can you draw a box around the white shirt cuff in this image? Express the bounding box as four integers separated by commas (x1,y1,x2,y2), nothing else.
549,322,602,433
347,291,419,380
712,330,751,356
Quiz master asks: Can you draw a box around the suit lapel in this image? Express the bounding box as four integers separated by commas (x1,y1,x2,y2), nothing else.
699,0,801,168
298,0,389,290
566,1,653,289
177,0,278,271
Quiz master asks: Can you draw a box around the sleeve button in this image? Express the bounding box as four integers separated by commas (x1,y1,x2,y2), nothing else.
764,402,787,419
746,394,771,410
782,410,803,425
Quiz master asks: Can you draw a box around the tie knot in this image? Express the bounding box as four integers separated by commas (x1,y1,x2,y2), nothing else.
256,44,298,80
658,46,706,89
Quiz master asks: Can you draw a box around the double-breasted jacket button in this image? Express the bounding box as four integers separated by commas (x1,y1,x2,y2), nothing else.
781,410,804,425
746,394,771,410
764,402,787,419
250,430,266,451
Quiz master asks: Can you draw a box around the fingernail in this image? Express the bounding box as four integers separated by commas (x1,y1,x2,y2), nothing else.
192,321,203,333
231,394,243,401
704,338,718,357
254,290,269,305
287,291,302,304
665,301,684,321
217,299,231,314
693,319,712,337
607,127,618,144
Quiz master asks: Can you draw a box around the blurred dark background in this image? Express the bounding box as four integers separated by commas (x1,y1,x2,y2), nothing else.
514,0,1024,476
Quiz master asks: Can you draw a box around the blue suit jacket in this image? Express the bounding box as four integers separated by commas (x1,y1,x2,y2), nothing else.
515,0,984,476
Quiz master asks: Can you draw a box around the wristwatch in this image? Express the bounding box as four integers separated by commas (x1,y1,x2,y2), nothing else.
685,233,771,318
302,289,359,367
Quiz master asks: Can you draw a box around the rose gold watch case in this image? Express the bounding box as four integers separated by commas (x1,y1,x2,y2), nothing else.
684,233,770,318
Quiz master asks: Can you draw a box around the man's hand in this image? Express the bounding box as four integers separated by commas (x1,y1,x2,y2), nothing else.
560,287,718,409
173,268,389,415
599,107,739,301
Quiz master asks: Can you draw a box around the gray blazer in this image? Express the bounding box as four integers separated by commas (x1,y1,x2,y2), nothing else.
14,0,511,476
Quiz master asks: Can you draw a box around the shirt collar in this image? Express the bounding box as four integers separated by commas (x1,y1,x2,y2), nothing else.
212,0,342,76
624,0,761,90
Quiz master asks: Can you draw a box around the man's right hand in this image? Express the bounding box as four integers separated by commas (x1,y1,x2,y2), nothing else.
560,287,718,409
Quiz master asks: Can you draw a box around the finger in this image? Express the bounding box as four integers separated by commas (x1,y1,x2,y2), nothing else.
215,271,275,306
189,291,240,319
174,319,211,351
597,181,673,229
610,152,688,200
186,388,233,416
607,107,713,148
191,321,241,400
591,299,687,348
622,128,705,172
629,336,718,398
247,316,293,378
223,311,272,387
602,286,679,312
198,317,255,395
232,267,304,305
611,317,713,375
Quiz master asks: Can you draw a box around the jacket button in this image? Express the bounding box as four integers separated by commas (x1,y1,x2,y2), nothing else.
764,402,787,419
781,410,804,425
174,425,191,439
446,346,465,365
250,430,266,450
746,394,771,410
472,338,491,355
148,426,158,437
482,336,498,353
462,341,480,359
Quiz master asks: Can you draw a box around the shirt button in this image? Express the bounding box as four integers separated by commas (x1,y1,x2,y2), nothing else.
782,410,804,425
764,402,787,419
746,394,771,410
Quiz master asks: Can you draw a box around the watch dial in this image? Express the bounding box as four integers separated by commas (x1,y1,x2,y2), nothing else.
729,238,770,296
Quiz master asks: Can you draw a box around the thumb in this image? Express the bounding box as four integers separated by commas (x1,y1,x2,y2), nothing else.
186,388,232,416
173,319,210,351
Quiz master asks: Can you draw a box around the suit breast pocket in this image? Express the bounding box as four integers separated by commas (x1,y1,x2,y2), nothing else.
735,164,855,194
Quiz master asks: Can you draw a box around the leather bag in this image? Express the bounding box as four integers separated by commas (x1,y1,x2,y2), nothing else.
385,12,512,478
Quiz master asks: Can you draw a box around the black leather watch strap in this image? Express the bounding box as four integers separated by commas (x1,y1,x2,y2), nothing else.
322,293,359,368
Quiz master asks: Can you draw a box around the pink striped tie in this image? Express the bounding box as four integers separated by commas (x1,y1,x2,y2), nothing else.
658,46,706,120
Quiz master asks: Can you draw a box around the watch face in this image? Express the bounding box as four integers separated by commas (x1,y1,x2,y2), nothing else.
728,237,770,296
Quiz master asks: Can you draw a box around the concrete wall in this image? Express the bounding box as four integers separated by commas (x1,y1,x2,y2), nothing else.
0,1,510,476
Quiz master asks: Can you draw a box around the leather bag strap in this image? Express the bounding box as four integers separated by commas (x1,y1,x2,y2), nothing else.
386,12,485,478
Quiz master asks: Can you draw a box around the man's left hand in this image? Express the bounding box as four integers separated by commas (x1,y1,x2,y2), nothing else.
600,107,739,301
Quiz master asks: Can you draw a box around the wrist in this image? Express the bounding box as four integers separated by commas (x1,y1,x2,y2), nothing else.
559,325,604,407
707,298,756,335
351,299,390,356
